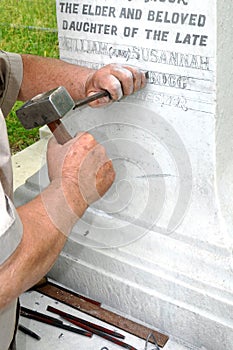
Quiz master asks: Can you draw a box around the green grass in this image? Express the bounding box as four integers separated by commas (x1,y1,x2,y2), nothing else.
0,0,59,153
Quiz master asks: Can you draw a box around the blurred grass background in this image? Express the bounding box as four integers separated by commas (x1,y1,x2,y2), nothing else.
0,0,59,153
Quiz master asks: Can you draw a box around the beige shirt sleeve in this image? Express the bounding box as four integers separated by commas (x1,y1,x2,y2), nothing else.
0,50,23,117
0,51,23,264
0,51,23,349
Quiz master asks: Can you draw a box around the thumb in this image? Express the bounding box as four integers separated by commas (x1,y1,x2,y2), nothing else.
47,135,59,149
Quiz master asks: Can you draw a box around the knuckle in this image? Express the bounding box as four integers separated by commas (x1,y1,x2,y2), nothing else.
107,63,117,71
81,132,96,145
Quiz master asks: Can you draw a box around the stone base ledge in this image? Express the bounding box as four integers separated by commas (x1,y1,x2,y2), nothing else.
49,235,233,349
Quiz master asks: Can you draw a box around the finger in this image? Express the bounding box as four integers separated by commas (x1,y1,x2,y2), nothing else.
73,131,88,141
103,65,145,97
78,132,96,147
122,65,146,92
87,91,112,108
87,65,132,100
108,65,134,96
96,159,116,197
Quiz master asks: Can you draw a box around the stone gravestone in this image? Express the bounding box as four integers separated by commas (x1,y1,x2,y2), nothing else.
15,1,233,348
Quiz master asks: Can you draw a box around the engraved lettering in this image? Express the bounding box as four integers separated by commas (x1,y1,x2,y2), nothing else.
119,8,142,20
147,11,206,27
82,5,116,17
62,21,118,35
175,32,208,46
58,38,210,71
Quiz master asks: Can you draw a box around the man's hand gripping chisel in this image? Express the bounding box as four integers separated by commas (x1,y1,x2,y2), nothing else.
16,87,110,145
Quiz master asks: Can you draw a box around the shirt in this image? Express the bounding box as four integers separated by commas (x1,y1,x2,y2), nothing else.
0,51,23,350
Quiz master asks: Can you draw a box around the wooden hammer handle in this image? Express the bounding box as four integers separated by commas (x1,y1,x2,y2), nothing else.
47,90,112,144
47,120,72,145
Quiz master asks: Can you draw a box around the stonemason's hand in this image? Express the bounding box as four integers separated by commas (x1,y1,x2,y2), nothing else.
47,132,115,207
85,64,147,107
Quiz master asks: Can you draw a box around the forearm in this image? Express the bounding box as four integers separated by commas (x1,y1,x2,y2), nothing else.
18,54,146,108
0,181,87,310
18,54,93,101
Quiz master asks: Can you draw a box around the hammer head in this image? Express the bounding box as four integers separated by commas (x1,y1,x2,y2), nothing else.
16,86,75,129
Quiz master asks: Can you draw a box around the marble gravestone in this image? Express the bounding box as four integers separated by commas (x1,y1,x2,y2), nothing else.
15,1,233,348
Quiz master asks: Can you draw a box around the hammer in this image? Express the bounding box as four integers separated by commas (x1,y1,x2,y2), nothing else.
16,87,109,145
